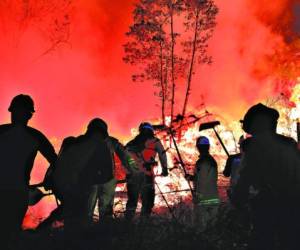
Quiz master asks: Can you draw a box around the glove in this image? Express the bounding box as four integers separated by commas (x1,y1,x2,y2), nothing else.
161,168,168,177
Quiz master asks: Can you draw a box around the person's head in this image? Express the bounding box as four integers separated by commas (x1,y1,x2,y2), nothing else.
196,136,210,154
138,122,154,137
8,94,35,125
86,118,108,137
242,103,279,135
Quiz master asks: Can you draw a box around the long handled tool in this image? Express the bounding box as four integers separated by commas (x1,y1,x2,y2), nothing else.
153,177,177,221
297,122,300,145
153,124,195,195
199,121,230,157
167,127,194,195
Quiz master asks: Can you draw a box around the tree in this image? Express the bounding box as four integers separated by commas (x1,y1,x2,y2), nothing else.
124,0,170,124
124,0,218,127
181,0,218,119
124,0,185,125
0,0,72,57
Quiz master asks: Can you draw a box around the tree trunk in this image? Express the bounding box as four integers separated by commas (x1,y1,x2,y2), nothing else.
181,7,200,119
160,40,166,125
170,4,176,125
177,7,200,142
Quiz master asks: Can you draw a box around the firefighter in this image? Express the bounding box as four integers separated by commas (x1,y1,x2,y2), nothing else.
223,135,246,200
86,118,135,223
231,103,300,250
125,122,168,220
189,136,220,232
0,94,57,248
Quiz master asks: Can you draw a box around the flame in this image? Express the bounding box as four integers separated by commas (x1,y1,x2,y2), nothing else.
10,0,300,227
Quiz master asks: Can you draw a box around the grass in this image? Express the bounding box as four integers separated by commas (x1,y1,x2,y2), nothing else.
16,202,252,250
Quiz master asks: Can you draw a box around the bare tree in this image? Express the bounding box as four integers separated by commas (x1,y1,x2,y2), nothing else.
123,0,171,125
124,0,218,127
181,0,218,119
0,0,72,57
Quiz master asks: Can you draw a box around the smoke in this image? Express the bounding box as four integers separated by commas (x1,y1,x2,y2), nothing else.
0,0,298,136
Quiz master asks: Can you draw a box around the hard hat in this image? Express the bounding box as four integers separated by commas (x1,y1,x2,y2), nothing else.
196,136,210,146
8,94,35,113
242,103,279,134
139,122,154,132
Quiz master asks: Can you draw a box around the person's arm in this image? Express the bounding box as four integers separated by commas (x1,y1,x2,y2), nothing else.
223,156,233,177
34,130,57,189
111,137,136,174
155,139,168,176
230,153,252,208
38,133,57,166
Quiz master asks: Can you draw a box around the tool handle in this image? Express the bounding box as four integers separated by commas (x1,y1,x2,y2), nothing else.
213,128,230,157
297,122,300,144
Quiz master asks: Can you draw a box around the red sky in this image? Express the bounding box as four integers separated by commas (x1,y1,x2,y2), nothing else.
0,0,298,139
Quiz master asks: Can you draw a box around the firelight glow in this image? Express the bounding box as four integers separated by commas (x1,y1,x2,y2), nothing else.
0,0,299,228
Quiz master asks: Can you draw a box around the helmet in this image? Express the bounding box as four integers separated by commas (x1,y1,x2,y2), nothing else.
196,136,210,146
87,118,108,135
242,103,279,134
139,122,154,132
8,94,35,113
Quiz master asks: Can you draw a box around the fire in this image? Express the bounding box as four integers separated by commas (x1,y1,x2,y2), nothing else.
10,0,300,228
23,81,300,228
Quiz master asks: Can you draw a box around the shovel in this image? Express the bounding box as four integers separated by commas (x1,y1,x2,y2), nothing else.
199,121,230,157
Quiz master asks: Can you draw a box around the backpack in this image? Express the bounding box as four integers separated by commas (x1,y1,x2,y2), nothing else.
52,134,113,194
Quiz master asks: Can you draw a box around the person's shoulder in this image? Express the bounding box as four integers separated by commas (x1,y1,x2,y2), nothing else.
26,126,45,137
152,136,162,144
108,136,125,148
208,154,218,165
200,154,217,165
276,134,297,147
26,126,51,142
108,136,119,143
0,124,12,132
61,136,77,148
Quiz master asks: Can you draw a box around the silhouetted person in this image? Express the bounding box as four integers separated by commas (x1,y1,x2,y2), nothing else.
223,135,246,200
125,122,168,220
85,118,135,224
232,103,300,250
187,136,219,232
37,136,76,230
0,94,57,248
52,121,114,236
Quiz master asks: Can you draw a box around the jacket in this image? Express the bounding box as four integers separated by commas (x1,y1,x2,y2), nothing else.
232,134,300,207
194,153,220,205
126,137,168,176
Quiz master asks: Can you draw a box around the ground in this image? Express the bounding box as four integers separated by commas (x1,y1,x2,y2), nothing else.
17,203,252,250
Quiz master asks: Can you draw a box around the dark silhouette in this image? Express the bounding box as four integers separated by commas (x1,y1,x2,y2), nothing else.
125,122,168,220
232,103,300,250
223,135,246,200
0,94,57,248
51,120,116,236
187,136,219,232
37,136,76,230
85,118,135,223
